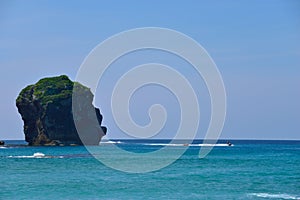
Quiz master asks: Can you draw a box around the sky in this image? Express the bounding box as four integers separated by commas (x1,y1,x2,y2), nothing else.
0,0,299,140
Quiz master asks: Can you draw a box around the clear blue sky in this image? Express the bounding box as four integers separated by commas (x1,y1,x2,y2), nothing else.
0,0,299,140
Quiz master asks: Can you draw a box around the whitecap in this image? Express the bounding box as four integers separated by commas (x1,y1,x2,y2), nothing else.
8,155,35,158
144,143,233,147
7,152,55,159
100,140,123,144
248,193,299,199
190,143,234,147
33,152,45,158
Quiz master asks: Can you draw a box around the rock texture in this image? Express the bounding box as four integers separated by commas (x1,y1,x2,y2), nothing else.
16,75,106,146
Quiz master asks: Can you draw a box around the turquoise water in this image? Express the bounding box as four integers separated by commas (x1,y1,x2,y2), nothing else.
0,140,299,199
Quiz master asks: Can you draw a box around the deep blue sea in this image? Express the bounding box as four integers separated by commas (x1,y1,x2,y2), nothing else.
0,140,299,200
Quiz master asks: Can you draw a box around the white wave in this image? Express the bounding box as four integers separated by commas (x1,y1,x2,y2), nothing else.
100,135,122,144
8,155,36,158
248,193,299,199
33,152,45,157
0,146,7,149
190,143,234,147
7,152,61,159
144,143,233,147
100,140,123,144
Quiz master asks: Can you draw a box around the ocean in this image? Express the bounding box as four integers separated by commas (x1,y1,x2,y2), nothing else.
0,140,299,199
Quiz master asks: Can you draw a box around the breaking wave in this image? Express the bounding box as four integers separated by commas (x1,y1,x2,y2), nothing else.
7,152,63,159
100,140,123,144
248,193,300,199
143,143,233,147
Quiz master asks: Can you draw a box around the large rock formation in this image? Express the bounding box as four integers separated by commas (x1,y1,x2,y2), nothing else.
16,75,107,146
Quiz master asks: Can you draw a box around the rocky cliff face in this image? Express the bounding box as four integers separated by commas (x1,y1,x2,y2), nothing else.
16,75,106,146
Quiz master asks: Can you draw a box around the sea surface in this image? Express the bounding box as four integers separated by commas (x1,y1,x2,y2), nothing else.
0,140,299,200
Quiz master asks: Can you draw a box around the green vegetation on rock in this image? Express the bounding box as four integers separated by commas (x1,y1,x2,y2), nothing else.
17,75,90,106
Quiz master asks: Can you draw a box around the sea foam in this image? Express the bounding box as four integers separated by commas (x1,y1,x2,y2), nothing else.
248,193,300,199
144,143,233,147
